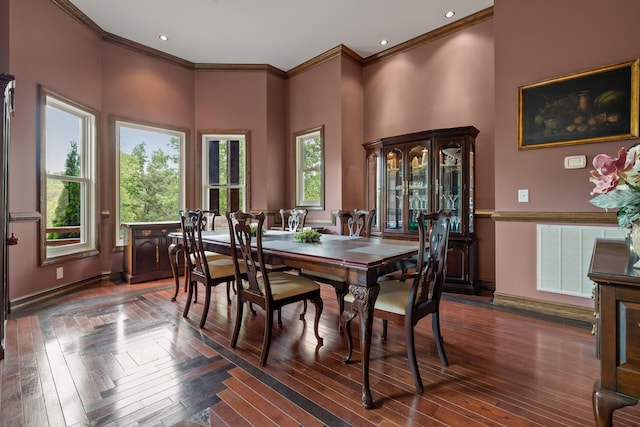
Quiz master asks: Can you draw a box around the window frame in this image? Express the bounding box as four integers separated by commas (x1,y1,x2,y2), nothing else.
294,125,324,209
200,130,250,217
112,118,187,249
39,87,99,264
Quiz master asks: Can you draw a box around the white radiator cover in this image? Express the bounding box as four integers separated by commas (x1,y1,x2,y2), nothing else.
537,224,627,298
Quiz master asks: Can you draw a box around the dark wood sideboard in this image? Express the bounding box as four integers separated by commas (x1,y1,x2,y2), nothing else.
122,221,181,284
588,238,640,426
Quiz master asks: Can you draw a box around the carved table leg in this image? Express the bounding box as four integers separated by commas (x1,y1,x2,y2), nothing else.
593,380,638,427
349,282,380,409
168,242,183,301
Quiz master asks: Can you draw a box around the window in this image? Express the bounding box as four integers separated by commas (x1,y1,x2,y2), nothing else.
40,88,98,263
201,132,249,217
295,126,324,209
114,120,186,247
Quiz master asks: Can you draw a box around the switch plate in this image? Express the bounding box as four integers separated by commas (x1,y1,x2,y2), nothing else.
564,155,587,169
518,189,529,203
56,267,63,279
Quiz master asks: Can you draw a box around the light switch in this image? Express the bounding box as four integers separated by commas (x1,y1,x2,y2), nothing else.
564,155,587,169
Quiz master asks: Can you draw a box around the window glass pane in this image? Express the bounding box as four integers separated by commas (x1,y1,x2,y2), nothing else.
295,126,324,208
202,134,248,215
46,178,82,244
119,126,181,223
46,105,82,177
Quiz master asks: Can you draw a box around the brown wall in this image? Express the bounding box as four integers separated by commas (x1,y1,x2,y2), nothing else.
362,19,496,285
494,0,640,308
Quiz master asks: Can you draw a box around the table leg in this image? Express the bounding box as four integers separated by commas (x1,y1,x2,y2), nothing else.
169,242,183,301
349,282,380,409
593,380,637,426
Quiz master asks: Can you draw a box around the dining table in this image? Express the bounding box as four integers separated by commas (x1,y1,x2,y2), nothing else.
168,229,418,409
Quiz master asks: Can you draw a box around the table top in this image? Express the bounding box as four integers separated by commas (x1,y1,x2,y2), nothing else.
588,238,640,287
189,229,419,270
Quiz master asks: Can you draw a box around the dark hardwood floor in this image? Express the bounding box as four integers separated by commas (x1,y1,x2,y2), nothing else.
1,278,639,426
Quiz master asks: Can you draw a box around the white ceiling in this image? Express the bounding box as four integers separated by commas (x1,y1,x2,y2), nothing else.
67,0,493,71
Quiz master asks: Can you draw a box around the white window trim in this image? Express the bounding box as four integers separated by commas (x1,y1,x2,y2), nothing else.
41,88,98,263
295,125,324,209
201,132,249,215
113,120,186,248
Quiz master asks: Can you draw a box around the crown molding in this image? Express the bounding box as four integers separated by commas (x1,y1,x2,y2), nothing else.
50,1,493,77
363,7,494,66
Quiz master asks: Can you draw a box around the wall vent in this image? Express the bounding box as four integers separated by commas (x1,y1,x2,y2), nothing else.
537,224,626,298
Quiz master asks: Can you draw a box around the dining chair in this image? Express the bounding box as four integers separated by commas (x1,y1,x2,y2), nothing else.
279,208,308,232
227,210,324,366
342,210,451,394
180,209,240,328
299,209,375,324
178,209,232,300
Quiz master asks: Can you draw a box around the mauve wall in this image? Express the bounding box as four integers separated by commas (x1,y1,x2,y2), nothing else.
494,0,640,307
194,71,275,212
8,0,103,299
362,19,496,285
288,58,342,223
0,0,8,73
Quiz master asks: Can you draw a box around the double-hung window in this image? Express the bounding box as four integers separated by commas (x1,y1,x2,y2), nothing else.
40,88,98,263
295,126,324,209
201,132,248,218
114,120,186,247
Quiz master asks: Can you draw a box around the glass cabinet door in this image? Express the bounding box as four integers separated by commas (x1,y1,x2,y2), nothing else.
384,147,404,231
438,142,463,233
407,142,429,231
366,150,382,231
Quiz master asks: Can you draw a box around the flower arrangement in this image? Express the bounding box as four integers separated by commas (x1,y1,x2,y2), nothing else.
249,223,266,237
589,145,640,228
294,228,322,243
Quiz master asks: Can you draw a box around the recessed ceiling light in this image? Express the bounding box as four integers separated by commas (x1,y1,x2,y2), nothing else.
159,34,169,41
444,11,455,18
380,39,388,46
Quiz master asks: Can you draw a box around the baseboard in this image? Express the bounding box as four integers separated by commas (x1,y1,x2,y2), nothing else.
493,292,595,323
9,272,110,315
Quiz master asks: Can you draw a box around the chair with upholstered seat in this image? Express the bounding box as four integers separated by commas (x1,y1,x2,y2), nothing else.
299,209,375,321
342,210,451,394
178,209,232,302
181,209,241,328
227,210,324,366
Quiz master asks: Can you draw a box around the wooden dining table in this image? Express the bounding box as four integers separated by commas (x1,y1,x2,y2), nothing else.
168,229,418,409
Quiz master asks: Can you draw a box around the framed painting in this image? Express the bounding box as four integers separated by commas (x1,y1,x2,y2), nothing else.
518,59,639,149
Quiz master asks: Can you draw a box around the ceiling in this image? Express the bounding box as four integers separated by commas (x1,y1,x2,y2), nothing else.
66,0,493,72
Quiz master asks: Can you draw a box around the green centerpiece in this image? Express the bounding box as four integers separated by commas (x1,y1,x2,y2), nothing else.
294,228,322,243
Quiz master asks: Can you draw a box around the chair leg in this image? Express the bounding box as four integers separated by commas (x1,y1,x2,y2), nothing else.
225,281,232,305
406,322,424,394
230,292,244,349
299,300,308,319
432,312,449,366
341,308,357,362
277,308,283,328
260,308,275,366
310,296,324,347
183,280,195,318
199,284,212,328
382,319,388,340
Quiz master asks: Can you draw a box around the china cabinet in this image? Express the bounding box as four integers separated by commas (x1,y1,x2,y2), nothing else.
1,75,14,360
363,126,479,294
122,221,181,284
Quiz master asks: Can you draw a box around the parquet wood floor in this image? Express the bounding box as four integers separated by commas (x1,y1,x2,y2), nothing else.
1,278,639,426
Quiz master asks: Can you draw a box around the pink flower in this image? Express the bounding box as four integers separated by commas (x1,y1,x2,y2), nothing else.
590,169,619,195
590,147,637,195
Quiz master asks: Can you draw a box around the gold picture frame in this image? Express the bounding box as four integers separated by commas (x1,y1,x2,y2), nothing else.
518,59,639,149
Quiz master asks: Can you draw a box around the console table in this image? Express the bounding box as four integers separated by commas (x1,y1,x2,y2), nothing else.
588,238,640,426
